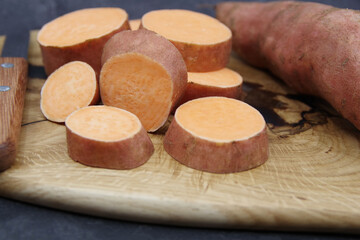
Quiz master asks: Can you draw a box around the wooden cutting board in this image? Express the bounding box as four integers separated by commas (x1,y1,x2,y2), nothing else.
0,30,360,233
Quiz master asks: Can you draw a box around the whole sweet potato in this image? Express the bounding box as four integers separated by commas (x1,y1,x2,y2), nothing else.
216,1,360,130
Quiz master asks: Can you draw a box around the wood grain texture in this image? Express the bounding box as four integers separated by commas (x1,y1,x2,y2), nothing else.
0,36,5,56
0,57,28,171
0,30,360,233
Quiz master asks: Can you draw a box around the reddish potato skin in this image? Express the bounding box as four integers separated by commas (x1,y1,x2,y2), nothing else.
216,1,360,130
40,21,130,77
90,82,100,105
163,118,268,173
170,38,232,72
139,25,232,73
101,29,188,111
66,126,154,170
178,82,242,107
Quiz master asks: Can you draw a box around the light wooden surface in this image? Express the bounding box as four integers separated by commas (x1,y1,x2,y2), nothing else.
0,36,5,55
0,30,360,233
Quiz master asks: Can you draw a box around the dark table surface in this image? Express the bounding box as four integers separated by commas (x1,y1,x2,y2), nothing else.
1,0,360,239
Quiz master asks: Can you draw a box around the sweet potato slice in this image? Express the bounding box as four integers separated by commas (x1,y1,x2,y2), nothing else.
179,68,243,105
164,97,269,173
100,29,187,132
66,105,154,170
37,8,130,76
40,61,99,123
141,9,232,72
129,19,141,30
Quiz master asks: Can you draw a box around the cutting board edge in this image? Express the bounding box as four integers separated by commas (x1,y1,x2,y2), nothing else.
1,176,360,234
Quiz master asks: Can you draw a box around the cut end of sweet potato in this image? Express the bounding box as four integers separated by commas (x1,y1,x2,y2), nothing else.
38,7,130,76
142,9,231,45
177,97,264,142
66,105,154,170
177,68,243,106
164,97,268,173
38,8,128,47
141,9,232,72
100,29,187,132
40,61,99,123
100,52,173,132
129,19,141,30
66,106,141,141
188,68,243,88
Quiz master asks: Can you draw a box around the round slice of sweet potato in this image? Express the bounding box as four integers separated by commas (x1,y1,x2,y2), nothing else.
65,105,154,170
179,68,243,106
40,61,99,123
37,8,130,76
141,9,232,72
100,29,187,132
164,97,269,173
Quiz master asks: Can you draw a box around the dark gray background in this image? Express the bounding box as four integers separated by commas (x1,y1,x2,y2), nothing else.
1,0,360,239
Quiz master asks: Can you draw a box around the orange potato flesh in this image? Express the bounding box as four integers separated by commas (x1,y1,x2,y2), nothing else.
129,19,141,30
100,29,187,132
177,68,243,106
66,106,140,141
40,61,99,123
38,8,128,47
164,97,268,173
177,97,264,141
37,8,130,76
66,106,154,170
100,53,172,132
141,9,232,72
142,9,231,45
188,68,242,87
